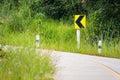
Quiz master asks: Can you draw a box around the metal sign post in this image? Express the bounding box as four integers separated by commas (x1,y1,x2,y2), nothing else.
76,30,80,49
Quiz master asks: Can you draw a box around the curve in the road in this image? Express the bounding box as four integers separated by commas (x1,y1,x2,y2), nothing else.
53,51,120,80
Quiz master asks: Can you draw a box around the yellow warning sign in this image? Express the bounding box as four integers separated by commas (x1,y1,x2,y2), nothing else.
74,15,86,29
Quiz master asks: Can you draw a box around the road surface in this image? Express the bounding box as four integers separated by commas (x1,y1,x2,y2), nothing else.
49,51,120,80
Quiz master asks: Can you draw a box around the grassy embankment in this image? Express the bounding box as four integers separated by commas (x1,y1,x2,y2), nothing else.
0,18,120,58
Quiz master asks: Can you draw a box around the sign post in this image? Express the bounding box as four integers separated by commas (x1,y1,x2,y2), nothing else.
74,15,86,49
76,30,80,49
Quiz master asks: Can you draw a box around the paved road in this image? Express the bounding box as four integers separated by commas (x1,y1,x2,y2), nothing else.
50,51,120,80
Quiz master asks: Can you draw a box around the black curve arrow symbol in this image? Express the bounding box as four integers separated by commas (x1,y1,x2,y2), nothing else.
76,16,84,28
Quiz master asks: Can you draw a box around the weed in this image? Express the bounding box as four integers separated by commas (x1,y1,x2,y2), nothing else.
0,48,55,80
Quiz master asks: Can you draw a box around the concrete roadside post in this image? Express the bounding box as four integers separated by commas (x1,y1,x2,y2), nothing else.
98,40,102,54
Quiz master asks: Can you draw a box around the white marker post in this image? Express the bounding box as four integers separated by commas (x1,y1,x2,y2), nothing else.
36,35,40,48
76,30,80,49
98,40,102,54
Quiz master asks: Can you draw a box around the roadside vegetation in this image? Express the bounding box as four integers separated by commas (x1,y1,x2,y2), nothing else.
0,0,120,60
0,47,55,80
0,0,120,79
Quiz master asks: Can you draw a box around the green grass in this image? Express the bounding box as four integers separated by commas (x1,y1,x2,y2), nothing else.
1,19,119,58
0,48,55,80
40,19,120,58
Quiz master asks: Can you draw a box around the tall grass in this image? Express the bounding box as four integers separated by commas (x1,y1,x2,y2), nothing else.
0,48,55,80
0,18,120,58
38,19,119,58
0,17,120,58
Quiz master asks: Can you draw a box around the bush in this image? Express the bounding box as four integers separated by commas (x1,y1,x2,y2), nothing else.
6,5,33,32
86,0,120,43
31,0,86,20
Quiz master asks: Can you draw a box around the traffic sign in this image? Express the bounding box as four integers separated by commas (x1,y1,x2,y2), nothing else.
74,15,86,29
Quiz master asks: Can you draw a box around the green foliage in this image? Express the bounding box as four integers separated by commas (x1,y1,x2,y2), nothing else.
5,5,32,32
86,0,120,42
0,0,120,59
30,0,120,41
1,18,120,58
0,0,42,33
31,0,86,19
0,49,55,80
1,0,119,40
